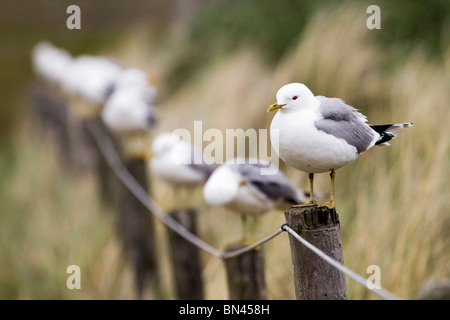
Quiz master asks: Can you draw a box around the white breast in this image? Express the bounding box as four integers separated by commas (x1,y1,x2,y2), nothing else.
270,109,358,173
227,183,275,217
203,165,274,217
150,144,205,186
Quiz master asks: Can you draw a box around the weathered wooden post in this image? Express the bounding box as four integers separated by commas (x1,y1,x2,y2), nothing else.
166,209,204,300
28,83,72,168
284,205,347,300
85,119,160,299
417,279,450,300
224,244,266,300
66,99,103,173
81,117,117,203
115,156,160,299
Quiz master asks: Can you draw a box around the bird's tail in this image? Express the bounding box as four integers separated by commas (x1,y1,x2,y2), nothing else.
371,123,413,146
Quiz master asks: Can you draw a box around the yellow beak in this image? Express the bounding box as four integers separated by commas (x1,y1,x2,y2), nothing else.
267,103,285,112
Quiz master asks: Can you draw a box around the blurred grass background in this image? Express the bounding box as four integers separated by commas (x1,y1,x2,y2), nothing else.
0,0,449,299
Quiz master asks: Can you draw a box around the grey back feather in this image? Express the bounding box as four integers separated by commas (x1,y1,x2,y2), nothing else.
315,96,376,153
234,162,300,204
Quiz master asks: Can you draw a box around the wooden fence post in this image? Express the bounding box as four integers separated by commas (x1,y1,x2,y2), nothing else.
224,244,266,300
81,117,117,203
166,209,204,300
417,279,450,300
29,83,72,168
284,205,347,300
115,157,160,299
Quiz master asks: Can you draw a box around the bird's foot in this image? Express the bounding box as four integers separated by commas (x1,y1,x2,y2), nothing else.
319,199,335,209
292,200,318,208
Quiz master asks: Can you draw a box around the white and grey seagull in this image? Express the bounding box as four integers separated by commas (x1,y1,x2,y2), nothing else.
203,158,308,240
268,82,413,208
150,132,215,187
150,132,216,210
101,68,158,136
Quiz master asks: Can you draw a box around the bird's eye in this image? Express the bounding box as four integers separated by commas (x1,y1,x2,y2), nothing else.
292,96,298,100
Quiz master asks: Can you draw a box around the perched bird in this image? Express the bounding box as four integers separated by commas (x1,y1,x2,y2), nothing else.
101,68,158,136
112,67,157,95
31,42,73,96
59,55,123,117
268,83,413,208
203,158,308,240
150,132,216,209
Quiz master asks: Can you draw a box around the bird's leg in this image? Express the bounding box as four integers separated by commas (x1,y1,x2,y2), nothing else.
293,173,317,207
172,186,179,211
320,169,335,209
173,186,186,211
179,187,188,211
309,172,316,204
240,214,248,244
245,216,259,245
123,134,140,160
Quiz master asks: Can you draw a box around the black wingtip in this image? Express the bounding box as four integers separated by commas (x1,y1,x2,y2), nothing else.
375,132,397,145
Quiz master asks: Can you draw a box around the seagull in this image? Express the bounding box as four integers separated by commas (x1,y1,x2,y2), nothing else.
101,69,158,136
203,158,308,240
101,69,158,160
31,42,73,95
268,83,413,208
59,55,123,116
150,132,216,209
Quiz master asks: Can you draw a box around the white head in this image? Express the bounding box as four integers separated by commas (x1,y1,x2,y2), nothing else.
32,42,73,84
267,83,317,113
203,164,241,206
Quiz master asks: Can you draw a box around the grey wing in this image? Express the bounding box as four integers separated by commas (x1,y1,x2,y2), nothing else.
315,96,377,153
238,163,301,204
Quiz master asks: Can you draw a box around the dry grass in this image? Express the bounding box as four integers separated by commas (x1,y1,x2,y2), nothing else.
1,3,448,299
0,123,135,299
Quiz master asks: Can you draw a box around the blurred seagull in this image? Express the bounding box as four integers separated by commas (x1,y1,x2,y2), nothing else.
102,68,158,136
268,83,413,208
31,42,73,95
101,68,158,159
59,55,123,116
150,132,216,209
112,67,157,95
203,158,308,241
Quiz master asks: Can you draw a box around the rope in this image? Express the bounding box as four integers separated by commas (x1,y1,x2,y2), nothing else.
221,228,284,259
281,224,403,300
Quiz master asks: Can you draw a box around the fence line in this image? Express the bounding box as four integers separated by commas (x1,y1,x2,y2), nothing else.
85,121,282,260
35,101,403,300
